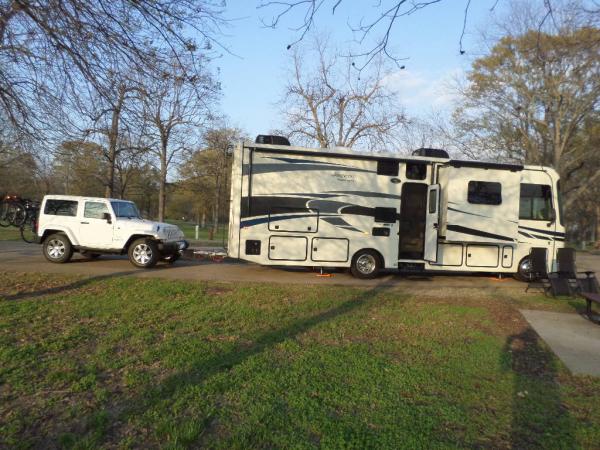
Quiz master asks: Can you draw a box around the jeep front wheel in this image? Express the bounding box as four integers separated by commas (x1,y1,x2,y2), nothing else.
43,233,73,264
128,238,159,268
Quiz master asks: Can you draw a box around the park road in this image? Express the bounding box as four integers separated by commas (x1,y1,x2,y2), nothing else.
0,240,598,289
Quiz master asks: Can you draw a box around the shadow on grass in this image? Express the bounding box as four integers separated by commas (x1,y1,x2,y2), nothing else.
104,284,396,444
503,327,576,448
1,271,138,301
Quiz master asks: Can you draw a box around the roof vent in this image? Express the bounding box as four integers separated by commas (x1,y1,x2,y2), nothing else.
412,148,449,159
255,135,290,146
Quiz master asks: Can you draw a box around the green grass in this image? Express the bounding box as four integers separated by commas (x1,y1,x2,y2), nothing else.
1,272,600,449
166,220,227,245
0,226,20,241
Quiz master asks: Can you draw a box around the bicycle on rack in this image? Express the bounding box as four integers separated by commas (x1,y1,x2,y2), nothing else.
18,199,41,243
0,195,19,227
0,195,41,242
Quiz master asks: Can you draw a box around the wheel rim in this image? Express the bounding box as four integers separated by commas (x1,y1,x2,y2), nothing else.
133,243,152,265
519,258,533,280
47,239,65,259
356,254,376,275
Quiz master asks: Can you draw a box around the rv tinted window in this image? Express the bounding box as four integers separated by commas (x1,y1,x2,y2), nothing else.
377,160,399,176
468,181,502,205
406,162,427,180
374,207,397,223
44,200,78,216
519,184,552,221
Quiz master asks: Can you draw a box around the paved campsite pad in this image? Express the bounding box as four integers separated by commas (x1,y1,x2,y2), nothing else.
521,309,600,376
1,240,598,288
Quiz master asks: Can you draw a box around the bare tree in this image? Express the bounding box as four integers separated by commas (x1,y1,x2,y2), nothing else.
141,57,218,221
279,37,406,151
259,1,566,71
0,0,225,134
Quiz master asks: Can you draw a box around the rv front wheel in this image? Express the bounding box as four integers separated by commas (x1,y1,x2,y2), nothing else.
351,250,381,279
513,256,535,282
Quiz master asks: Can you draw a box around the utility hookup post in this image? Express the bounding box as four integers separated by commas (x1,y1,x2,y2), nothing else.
195,225,199,241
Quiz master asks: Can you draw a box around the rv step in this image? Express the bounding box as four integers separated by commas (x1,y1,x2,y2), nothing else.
398,262,425,272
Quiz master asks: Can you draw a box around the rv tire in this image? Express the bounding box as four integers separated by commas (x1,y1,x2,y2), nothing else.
513,256,535,282
350,249,382,279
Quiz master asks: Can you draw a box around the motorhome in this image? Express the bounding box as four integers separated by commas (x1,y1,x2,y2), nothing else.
227,136,565,279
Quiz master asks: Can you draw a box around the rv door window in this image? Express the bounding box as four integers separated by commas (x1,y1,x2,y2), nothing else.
428,189,437,214
468,181,502,205
519,184,552,221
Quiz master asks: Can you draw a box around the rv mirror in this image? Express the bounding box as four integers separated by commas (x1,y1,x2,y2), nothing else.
548,208,556,225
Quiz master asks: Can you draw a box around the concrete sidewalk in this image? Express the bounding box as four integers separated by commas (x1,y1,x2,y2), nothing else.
521,309,600,376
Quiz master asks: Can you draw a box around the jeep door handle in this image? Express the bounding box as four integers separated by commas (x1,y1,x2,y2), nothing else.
80,221,89,224
433,223,438,229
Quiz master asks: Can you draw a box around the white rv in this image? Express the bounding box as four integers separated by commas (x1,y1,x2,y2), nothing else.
227,136,565,279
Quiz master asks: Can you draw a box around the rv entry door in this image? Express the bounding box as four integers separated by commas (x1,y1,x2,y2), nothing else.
424,184,440,262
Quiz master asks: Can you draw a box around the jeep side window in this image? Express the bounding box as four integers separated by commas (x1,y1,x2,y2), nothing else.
44,200,78,216
84,202,109,220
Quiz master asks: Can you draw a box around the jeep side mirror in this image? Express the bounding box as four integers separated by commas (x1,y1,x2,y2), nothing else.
103,212,112,224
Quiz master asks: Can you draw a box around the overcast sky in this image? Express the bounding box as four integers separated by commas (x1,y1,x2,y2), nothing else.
214,0,505,138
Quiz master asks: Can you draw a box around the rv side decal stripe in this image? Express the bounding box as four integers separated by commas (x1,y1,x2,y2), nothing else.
447,207,491,219
518,231,553,240
518,225,566,237
447,224,514,242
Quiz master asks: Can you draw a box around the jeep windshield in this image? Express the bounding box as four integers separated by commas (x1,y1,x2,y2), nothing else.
111,201,141,219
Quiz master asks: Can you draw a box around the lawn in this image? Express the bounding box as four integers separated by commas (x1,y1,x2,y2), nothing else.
166,220,227,245
1,272,600,449
0,226,20,241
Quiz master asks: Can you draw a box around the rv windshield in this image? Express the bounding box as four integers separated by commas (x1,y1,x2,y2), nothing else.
111,201,141,219
557,181,564,226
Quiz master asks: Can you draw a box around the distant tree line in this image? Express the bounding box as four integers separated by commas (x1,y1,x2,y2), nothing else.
0,0,597,244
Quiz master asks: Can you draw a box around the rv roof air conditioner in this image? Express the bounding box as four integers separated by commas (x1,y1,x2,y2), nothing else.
412,148,449,159
255,135,291,146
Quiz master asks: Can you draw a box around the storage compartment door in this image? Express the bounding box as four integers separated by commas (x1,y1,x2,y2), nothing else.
424,184,440,262
268,236,307,261
269,208,318,233
466,245,500,268
311,238,349,262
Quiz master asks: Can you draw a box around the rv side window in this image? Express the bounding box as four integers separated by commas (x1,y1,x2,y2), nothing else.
374,207,397,223
377,160,399,176
468,181,502,205
519,184,552,221
406,162,427,180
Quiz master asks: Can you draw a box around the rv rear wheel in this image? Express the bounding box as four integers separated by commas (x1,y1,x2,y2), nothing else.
351,250,381,279
513,256,535,282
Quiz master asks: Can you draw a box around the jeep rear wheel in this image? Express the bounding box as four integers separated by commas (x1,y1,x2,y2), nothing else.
43,233,73,264
128,238,159,268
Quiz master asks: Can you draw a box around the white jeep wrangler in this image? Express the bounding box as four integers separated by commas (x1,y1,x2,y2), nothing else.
37,195,188,268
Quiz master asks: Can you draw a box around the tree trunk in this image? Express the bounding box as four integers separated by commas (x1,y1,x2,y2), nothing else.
596,204,600,247
104,86,125,198
212,174,221,234
158,145,167,222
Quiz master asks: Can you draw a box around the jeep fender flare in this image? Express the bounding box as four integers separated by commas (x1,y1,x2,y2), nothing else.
39,227,79,246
